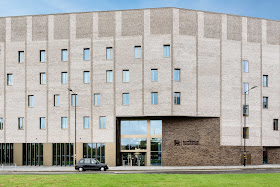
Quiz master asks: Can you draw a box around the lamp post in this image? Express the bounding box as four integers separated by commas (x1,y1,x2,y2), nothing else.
68,88,77,166
243,85,257,166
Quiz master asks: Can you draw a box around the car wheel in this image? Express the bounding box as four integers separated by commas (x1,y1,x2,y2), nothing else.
100,167,105,171
79,167,84,172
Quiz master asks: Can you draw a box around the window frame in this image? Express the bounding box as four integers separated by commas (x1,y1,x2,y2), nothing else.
174,92,181,105
263,96,268,109
106,47,113,60
273,119,279,131
134,46,141,59
18,51,24,63
106,70,113,83
83,48,90,61
163,45,170,58
174,68,181,82
122,70,130,83
0,118,3,130
122,93,129,105
83,116,90,129
94,93,100,106
99,116,106,129
83,71,90,84
71,94,78,107
61,117,68,129
61,49,68,62
54,94,60,107
242,60,249,73
263,75,268,87
151,92,158,105
40,50,46,63
61,72,68,84
40,117,46,129
7,74,13,86
28,95,34,108
40,72,46,85
18,117,24,130
151,69,158,82
243,82,249,95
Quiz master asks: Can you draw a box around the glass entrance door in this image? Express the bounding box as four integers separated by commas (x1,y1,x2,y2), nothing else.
122,153,145,166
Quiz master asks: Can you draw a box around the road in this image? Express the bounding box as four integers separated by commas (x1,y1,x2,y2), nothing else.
1,168,280,175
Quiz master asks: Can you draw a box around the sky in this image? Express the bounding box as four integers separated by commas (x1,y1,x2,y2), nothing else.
0,0,279,21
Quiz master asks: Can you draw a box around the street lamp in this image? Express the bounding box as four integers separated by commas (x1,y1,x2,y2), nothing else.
243,85,257,166
68,88,77,166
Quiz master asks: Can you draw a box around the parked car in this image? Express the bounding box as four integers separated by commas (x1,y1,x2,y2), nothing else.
75,158,109,172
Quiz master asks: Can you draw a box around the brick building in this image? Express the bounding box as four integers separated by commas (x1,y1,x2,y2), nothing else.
0,7,280,167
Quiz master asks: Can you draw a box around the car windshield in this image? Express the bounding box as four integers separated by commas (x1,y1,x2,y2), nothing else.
94,159,100,164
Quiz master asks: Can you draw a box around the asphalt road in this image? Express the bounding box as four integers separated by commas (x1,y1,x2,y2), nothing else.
1,168,280,175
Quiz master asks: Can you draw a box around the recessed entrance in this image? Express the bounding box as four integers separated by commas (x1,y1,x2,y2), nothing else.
122,153,146,166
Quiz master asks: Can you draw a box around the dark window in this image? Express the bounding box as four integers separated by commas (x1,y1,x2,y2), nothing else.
273,119,278,131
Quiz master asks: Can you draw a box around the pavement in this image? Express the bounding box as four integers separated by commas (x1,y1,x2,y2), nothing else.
1,164,280,173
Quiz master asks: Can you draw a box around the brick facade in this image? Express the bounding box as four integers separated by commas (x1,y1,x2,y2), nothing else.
267,147,280,164
162,117,263,166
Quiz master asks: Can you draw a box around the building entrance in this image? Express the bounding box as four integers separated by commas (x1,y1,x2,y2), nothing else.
122,153,146,166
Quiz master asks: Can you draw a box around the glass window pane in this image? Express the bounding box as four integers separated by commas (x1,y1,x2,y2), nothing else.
151,138,162,151
121,120,129,135
243,83,249,95
121,138,130,150
84,48,90,61
94,94,100,106
151,152,161,166
130,120,138,135
130,138,138,150
150,120,162,135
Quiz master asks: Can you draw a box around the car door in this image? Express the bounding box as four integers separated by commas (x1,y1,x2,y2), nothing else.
91,159,98,170
84,158,91,170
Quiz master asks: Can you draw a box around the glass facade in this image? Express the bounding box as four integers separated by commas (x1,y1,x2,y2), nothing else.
150,120,162,135
52,143,74,166
0,143,13,165
23,143,43,166
83,143,105,163
121,120,147,135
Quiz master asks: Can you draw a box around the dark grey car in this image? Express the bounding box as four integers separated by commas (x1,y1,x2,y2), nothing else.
75,158,109,172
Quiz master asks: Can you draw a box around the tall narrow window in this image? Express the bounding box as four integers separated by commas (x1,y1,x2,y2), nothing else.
83,71,90,84
174,69,181,82
54,95,60,107
40,50,46,63
18,117,24,129
134,46,141,59
94,93,100,106
0,118,3,130
263,75,268,87
174,92,181,105
61,117,68,129
243,105,249,117
263,97,268,109
19,51,24,63
61,72,68,84
83,117,90,129
122,93,129,105
71,94,78,106
84,48,90,61
151,69,158,82
122,70,129,82
61,49,68,61
40,73,46,85
40,117,46,129
28,95,34,107
7,74,13,85
106,70,113,82
242,60,249,72
243,83,249,95
273,119,279,131
151,92,158,105
106,47,113,59
100,116,106,129
163,45,170,58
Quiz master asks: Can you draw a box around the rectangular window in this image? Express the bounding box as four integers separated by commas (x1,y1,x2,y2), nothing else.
122,70,129,82
151,92,158,105
71,94,78,106
94,93,100,106
61,72,68,84
83,117,90,129
61,117,68,129
83,71,90,84
7,74,13,85
174,92,181,105
100,116,106,129
134,46,141,59
40,73,46,85
174,69,180,82
106,70,113,82
163,45,170,58
28,95,34,107
40,50,46,63
263,75,268,87
0,118,3,130
243,82,249,95
84,48,90,61
106,47,113,60
54,95,60,107
242,60,249,72
18,117,24,129
61,49,68,61
151,69,158,82
40,117,46,129
122,93,129,105
273,119,279,131
19,51,24,63
263,97,268,109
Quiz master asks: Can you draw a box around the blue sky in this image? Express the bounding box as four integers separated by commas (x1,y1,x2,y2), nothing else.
0,0,279,20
